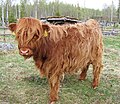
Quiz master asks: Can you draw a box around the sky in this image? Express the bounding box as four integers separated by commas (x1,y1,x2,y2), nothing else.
50,0,119,10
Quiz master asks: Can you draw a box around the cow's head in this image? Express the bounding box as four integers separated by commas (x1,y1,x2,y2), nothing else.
8,17,50,59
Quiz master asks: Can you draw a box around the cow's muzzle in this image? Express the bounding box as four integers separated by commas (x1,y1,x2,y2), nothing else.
19,48,33,56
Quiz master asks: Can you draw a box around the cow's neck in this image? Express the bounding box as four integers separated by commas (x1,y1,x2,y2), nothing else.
33,36,53,62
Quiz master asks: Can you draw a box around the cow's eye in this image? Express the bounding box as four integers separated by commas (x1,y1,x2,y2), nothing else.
15,34,19,40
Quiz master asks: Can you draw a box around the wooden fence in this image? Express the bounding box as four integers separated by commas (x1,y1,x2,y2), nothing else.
0,26,12,42
0,26,120,42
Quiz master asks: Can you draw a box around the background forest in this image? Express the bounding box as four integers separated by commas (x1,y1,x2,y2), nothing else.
0,0,120,25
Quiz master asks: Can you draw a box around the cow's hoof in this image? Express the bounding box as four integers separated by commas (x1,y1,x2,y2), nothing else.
79,78,86,81
49,101,55,104
93,86,97,89
92,84,98,89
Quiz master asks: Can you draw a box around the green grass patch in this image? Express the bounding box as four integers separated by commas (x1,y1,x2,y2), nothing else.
103,35,120,49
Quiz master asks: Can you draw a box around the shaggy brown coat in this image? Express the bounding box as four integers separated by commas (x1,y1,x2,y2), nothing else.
8,17,103,103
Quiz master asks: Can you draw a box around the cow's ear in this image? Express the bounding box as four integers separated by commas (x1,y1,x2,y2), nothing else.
42,23,50,32
42,23,50,37
8,23,17,32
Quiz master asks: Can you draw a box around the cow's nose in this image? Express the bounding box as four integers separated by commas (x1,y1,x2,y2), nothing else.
20,48,30,55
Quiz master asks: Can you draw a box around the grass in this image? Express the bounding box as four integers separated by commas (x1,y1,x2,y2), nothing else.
0,35,120,104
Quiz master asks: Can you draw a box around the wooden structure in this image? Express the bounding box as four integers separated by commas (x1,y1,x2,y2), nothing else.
41,16,80,25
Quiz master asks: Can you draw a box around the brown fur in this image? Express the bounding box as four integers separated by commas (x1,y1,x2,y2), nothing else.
8,17,103,103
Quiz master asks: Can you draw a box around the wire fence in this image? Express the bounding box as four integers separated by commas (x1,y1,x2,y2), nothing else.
0,27,15,51
0,25,120,42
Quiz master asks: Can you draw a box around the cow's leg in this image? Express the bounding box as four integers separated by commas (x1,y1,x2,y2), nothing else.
48,75,60,104
92,60,103,89
79,64,89,80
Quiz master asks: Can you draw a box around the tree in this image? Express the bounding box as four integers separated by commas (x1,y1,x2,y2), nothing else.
118,0,120,23
1,0,5,26
6,0,9,25
34,0,38,18
54,0,60,16
20,0,27,17
0,0,118,23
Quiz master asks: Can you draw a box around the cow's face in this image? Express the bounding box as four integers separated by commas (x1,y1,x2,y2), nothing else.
8,17,49,59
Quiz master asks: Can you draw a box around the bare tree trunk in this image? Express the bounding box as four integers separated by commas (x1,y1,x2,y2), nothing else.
18,5,21,19
15,5,18,19
52,2,55,16
84,0,86,20
118,0,120,23
1,0,5,26
6,3,9,25
110,1,113,22
35,6,37,18
34,0,38,18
